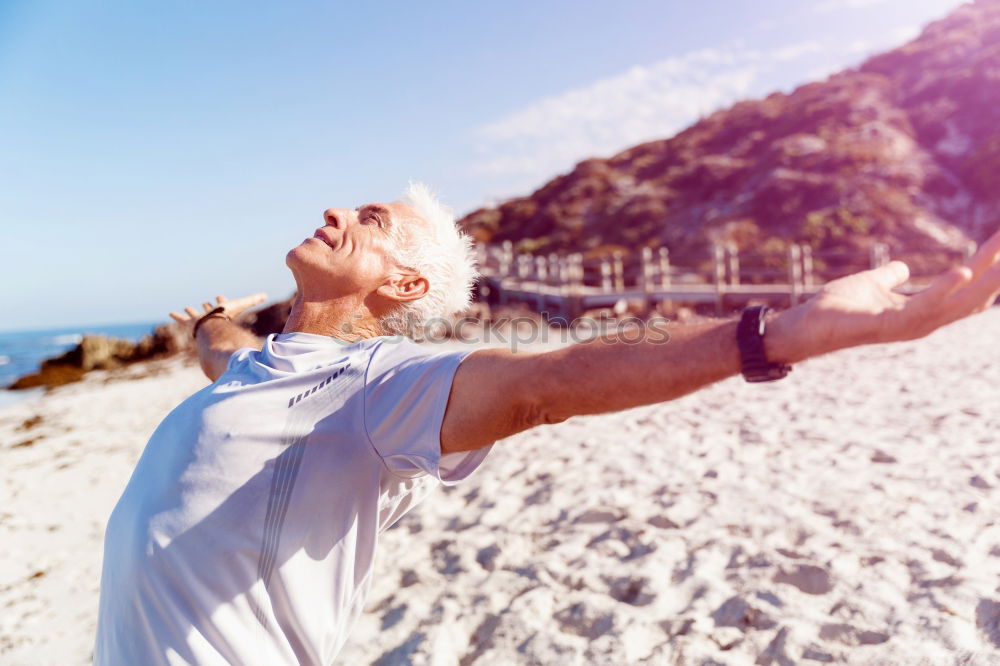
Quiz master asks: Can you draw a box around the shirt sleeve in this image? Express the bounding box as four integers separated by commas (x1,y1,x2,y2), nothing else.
363,337,492,485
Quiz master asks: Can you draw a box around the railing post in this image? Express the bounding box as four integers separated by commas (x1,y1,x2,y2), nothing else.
869,242,889,269
788,244,802,305
612,252,625,292
801,244,814,290
534,256,547,312
641,247,654,311
557,255,571,298
600,258,612,291
534,255,547,283
515,254,529,281
712,245,726,285
498,253,511,306
571,254,584,293
566,253,585,318
500,240,513,275
713,245,726,313
476,244,487,273
658,248,671,288
547,253,559,287
726,243,740,287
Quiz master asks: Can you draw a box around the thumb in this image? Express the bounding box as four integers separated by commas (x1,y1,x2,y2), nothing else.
229,292,268,313
245,292,268,306
865,260,910,291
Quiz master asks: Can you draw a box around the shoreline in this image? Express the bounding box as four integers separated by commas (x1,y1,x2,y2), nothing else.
0,388,44,414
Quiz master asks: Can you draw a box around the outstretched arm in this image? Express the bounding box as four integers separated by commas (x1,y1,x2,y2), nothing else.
169,293,268,382
441,230,1000,453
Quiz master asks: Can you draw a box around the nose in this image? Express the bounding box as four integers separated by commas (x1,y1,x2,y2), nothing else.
323,208,351,229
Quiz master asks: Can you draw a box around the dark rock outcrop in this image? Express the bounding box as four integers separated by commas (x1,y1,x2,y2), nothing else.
241,297,294,338
9,295,297,391
10,329,174,390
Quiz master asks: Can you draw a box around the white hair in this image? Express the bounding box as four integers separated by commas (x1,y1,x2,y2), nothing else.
381,182,478,334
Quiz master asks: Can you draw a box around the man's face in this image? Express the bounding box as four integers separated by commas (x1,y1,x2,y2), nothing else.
286,201,423,302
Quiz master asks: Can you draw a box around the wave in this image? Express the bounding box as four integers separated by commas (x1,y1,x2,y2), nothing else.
48,334,83,345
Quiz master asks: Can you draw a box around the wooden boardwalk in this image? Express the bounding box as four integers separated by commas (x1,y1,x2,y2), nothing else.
475,241,976,319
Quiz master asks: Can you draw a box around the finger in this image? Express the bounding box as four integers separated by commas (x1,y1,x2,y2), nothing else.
864,260,910,292
185,306,200,318
965,228,1000,278
169,312,189,323
980,288,1000,313
202,302,214,311
216,295,227,304
911,265,972,307
954,260,1000,315
233,292,268,308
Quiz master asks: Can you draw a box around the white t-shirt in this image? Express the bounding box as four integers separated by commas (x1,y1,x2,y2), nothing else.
94,333,490,666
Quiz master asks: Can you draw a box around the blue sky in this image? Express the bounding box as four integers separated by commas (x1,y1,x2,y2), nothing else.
1,0,966,330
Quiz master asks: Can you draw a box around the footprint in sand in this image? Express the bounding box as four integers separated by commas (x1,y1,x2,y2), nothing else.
586,526,656,562
975,599,1000,648
818,623,889,646
553,602,614,639
773,564,834,595
605,576,656,606
475,544,501,572
430,540,463,575
712,595,777,631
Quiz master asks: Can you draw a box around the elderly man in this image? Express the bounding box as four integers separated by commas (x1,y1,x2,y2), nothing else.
94,182,1000,665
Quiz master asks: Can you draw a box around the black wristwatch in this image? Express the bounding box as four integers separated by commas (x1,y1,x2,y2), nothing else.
737,305,792,383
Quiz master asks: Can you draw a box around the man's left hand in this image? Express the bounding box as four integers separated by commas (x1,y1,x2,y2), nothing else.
770,228,1000,363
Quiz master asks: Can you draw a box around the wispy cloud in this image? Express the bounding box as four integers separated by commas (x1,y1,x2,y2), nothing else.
770,42,824,62
468,43,820,193
889,24,920,42
814,0,892,12
851,25,920,51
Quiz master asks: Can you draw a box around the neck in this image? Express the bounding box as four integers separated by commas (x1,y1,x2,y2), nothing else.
282,293,382,342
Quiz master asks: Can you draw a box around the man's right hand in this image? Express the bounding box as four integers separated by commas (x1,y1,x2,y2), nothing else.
169,292,268,381
169,292,268,331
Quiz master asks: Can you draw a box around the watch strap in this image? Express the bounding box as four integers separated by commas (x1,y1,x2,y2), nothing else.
737,305,792,383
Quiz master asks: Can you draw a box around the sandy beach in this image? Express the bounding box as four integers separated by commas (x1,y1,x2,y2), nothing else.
2,310,1000,665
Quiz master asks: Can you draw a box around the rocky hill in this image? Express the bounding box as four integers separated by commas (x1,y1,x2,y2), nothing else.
459,0,1000,273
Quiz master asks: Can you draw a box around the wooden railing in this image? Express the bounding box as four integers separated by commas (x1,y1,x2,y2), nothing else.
474,240,977,319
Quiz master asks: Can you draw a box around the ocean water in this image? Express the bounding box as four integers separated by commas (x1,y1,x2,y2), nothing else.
0,322,160,398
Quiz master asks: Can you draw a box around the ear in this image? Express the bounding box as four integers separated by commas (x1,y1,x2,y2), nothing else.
376,271,429,304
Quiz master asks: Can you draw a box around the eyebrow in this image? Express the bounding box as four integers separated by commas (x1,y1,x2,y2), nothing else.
356,204,393,229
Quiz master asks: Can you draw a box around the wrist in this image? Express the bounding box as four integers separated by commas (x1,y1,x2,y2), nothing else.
762,306,813,365
192,307,231,340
